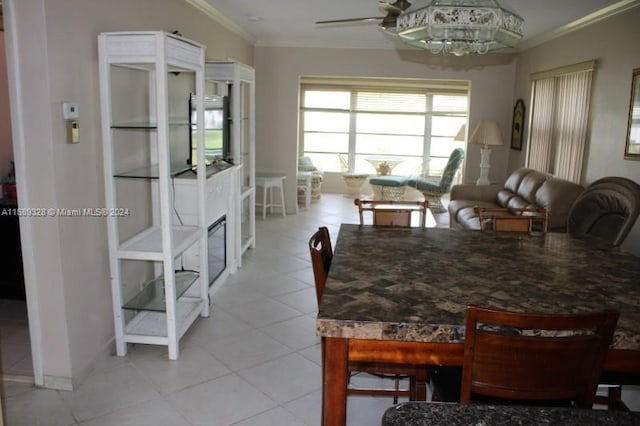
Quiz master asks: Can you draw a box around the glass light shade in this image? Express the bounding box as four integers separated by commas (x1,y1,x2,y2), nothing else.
396,0,524,55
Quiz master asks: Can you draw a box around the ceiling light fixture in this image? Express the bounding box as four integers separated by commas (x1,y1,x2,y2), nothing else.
395,0,524,56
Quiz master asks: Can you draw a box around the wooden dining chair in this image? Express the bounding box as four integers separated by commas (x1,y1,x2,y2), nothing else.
308,227,428,403
309,226,333,304
354,198,429,228
432,305,619,408
475,206,549,233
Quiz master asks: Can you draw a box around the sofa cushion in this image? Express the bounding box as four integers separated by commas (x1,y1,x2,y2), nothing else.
454,200,499,230
505,196,530,210
535,177,585,230
496,190,517,207
407,176,440,192
503,168,531,193
515,170,548,203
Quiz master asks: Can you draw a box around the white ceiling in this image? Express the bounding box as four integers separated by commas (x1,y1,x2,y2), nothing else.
203,0,636,50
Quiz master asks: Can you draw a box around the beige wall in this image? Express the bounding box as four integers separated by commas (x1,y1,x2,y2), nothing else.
513,7,640,255
9,0,253,388
254,47,518,213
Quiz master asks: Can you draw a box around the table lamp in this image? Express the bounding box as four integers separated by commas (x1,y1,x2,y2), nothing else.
469,120,504,186
453,124,466,142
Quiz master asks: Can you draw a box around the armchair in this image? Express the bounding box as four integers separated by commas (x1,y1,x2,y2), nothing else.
368,148,465,211
407,148,465,213
567,176,640,247
298,156,323,202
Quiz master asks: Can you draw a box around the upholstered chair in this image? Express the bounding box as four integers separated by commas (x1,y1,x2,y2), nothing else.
567,176,640,247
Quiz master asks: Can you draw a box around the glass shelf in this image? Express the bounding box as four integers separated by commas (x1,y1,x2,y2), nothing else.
114,164,193,179
112,122,157,129
123,270,199,312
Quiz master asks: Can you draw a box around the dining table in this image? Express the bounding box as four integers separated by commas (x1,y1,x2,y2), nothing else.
381,401,640,426
316,224,640,426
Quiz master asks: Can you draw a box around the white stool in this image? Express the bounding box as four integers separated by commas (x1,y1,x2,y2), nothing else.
255,173,286,219
297,171,312,210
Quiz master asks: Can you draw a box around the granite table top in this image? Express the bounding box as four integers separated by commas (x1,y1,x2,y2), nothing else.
316,225,640,351
381,402,640,426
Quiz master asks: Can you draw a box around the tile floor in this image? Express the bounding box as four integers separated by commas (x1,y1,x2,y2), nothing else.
0,299,33,380
0,193,638,425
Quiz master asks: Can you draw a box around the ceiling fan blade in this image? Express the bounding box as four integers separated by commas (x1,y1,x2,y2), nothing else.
315,1,411,28
316,16,383,25
379,0,412,15
379,2,401,15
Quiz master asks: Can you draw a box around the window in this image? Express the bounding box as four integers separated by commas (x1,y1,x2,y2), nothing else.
300,77,468,177
526,61,595,183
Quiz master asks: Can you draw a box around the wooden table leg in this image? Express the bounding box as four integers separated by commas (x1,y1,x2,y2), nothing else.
322,337,349,426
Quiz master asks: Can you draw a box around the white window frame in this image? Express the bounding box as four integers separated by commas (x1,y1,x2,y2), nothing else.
299,77,469,177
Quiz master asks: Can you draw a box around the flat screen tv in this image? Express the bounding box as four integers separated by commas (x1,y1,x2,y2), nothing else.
188,94,231,168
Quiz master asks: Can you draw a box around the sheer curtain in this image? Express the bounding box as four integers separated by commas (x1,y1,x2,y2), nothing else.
553,70,593,182
527,78,555,173
526,62,595,183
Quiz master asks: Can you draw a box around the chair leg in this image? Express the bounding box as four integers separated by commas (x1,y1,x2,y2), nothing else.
424,192,446,213
594,385,630,411
279,181,286,216
262,185,267,220
393,375,400,404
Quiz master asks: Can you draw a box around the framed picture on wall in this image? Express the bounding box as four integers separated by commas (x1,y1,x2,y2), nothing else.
511,99,525,151
624,68,640,160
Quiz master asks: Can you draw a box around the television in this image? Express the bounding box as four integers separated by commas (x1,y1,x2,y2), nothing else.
188,94,231,168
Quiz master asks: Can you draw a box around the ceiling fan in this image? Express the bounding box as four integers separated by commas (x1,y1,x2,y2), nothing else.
315,0,412,31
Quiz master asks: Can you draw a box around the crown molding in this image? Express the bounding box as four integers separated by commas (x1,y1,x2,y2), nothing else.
183,0,256,44
517,0,640,52
254,38,400,50
185,0,640,52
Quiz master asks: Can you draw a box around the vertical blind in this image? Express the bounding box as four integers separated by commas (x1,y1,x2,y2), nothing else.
526,61,595,183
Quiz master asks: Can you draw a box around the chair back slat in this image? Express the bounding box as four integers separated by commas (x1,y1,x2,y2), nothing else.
309,227,333,303
460,306,619,408
475,206,548,233
354,198,428,228
437,148,466,192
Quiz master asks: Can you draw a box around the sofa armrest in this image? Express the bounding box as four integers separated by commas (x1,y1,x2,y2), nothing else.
450,184,500,203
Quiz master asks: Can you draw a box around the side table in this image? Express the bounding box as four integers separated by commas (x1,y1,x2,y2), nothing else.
342,173,369,198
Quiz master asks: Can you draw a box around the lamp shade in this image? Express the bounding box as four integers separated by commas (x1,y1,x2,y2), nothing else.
469,121,504,148
453,124,466,142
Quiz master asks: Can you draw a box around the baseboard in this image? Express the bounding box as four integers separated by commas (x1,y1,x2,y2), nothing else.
42,374,73,391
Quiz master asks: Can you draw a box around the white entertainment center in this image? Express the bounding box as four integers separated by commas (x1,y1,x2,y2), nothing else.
98,31,255,360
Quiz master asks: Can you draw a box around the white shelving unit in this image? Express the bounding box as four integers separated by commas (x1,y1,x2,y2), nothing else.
205,61,255,264
98,31,209,360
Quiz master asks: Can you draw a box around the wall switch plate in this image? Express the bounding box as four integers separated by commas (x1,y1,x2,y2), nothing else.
62,102,79,120
67,120,79,144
